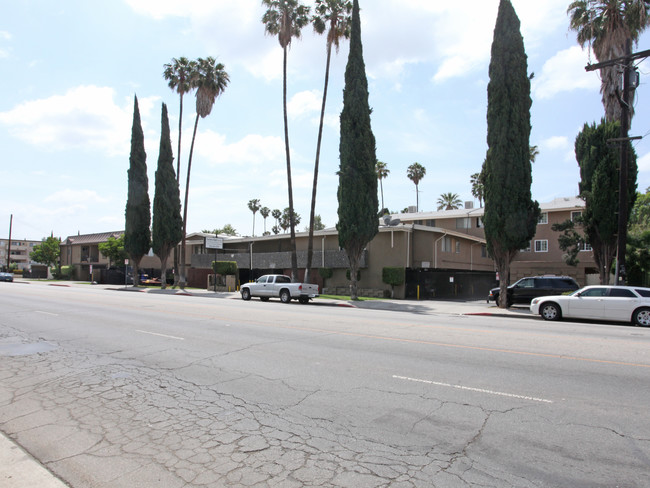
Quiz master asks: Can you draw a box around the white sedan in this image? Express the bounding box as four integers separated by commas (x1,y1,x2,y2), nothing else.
530,285,650,326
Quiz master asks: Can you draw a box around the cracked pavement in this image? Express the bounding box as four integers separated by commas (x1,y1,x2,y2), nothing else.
1,284,649,487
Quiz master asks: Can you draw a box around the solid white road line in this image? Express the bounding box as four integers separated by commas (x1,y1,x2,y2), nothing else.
393,375,553,404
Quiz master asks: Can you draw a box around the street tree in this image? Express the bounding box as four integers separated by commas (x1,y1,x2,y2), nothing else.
179,57,229,289
152,103,183,289
305,0,352,284
98,235,127,268
437,192,462,210
336,0,378,300
30,236,61,272
568,0,650,122
574,119,636,283
407,162,426,212
248,199,261,236
376,160,390,212
125,95,151,287
484,0,540,308
262,0,311,281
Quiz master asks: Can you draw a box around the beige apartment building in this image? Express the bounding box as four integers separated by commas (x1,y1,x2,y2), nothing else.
0,238,42,271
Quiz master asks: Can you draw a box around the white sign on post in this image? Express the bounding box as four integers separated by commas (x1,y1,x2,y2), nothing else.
205,237,224,250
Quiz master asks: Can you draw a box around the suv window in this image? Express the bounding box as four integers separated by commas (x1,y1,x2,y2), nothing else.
635,288,650,297
277,276,291,283
551,278,578,288
257,276,268,284
517,278,535,288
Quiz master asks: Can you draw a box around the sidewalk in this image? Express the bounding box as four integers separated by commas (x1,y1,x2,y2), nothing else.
2,280,534,487
0,432,68,487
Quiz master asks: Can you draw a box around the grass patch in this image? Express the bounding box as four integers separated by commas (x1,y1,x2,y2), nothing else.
317,295,384,301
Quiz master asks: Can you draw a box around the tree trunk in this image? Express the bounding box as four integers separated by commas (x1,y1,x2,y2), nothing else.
282,46,299,281
305,43,333,284
173,93,184,288
180,113,200,289
349,254,359,301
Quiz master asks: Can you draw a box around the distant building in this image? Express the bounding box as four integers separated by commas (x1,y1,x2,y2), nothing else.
0,238,42,271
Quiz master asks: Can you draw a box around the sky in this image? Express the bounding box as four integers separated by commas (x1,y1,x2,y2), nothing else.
2,0,650,242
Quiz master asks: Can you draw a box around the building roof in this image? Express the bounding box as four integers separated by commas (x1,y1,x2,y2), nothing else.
390,196,584,221
63,231,123,245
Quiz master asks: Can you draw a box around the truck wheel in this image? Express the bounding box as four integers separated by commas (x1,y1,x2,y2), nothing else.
241,289,251,301
280,289,291,303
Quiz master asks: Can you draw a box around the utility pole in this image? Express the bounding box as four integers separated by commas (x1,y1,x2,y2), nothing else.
6,214,13,271
586,43,649,285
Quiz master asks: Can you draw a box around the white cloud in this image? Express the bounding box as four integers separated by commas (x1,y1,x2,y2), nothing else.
533,46,600,100
638,152,650,172
0,86,159,156
195,130,285,166
541,136,570,151
288,90,322,119
44,189,109,205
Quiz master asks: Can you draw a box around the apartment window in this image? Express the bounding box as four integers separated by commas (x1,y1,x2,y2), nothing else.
534,240,548,252
579,242,592,252
415,219,435,227
538,213,548,224
456,217,471,229
571,211,582,222
481,245,487,258
476,218,484,228
455,241,461,253
441,236,452,252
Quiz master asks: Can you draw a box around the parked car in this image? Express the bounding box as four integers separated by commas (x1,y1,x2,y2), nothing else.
530,285,650,326
0,272,13,282
240,274,319,304
488,275,579,306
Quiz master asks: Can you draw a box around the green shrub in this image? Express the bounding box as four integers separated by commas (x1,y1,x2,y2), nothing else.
382,267,405,298
51,265,72,280
212,261,238,276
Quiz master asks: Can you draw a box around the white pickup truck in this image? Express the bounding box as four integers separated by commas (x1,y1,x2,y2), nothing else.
240,274,319,304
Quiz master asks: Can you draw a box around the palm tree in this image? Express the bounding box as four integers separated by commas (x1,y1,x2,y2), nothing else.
262,0,311,281
437,192,463,211
529,144,539,164
260,206,271,234
568,0,650,121
272,208,282,229
179,57,230,288
470,172,484,207
305,0,352,284
407,162,426,212
376,160,390,212
163,57,196,287
248,199,261,236
163,57,196,182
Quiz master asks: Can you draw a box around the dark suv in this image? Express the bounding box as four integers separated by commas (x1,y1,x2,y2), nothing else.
488,276,580,306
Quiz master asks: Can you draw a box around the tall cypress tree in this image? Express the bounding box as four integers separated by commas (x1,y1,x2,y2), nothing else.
124,95,151,286
483,0,539,308
336,0,378,300
152,103,183,289
576,119,637,285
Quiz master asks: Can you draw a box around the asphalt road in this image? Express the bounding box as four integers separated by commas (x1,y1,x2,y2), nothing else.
0,282,649,487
